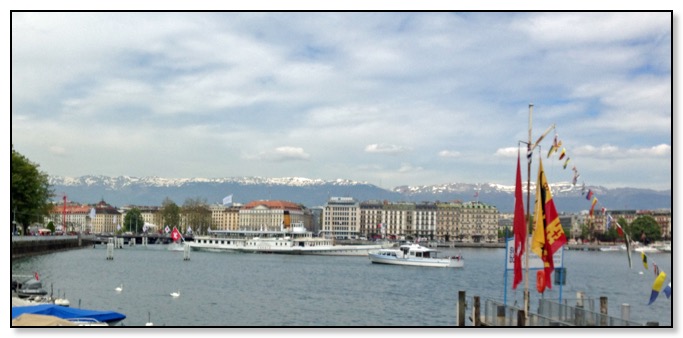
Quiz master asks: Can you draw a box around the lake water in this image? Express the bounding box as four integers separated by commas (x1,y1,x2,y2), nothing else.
10,244,672,327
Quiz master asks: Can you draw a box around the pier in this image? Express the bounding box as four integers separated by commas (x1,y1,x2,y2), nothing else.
11,235,96,259
11,233,195,259
457,290,655,326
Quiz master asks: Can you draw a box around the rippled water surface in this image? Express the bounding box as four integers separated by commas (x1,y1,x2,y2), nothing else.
11,245,672,326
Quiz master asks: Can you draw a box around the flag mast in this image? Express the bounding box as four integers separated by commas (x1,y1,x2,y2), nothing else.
524,103,533,319
524,103,555,318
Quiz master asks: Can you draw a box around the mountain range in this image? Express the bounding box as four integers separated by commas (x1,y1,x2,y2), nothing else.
48,175,672,213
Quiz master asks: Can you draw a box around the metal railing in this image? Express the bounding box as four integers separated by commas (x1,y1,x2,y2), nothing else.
464,295,644,326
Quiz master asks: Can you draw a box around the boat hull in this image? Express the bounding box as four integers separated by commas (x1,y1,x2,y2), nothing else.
368,253,464,268
189,241,382,256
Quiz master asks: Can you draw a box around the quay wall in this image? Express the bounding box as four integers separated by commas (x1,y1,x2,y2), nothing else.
11,235,95,259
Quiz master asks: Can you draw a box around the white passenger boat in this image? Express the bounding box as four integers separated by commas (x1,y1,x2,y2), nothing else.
599,245,625,252
189,222,385,256
368,243,464,268
634,245,660,253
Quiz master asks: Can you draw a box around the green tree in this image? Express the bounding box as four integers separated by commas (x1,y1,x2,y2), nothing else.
124,208,145,233
182,197,211,235
11,146,53,235
160,198,180,231
579,223,590,241
629,215,662,245
47,221,55,234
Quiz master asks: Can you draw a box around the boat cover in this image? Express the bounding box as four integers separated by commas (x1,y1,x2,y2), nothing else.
12,304,126,323
12,313,77,326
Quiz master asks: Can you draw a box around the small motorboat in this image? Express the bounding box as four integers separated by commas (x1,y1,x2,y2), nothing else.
368,243,464,268
12,276,48,299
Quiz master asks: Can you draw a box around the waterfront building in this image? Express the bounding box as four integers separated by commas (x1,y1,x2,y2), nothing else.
437,201,501,243
239,200,305,231
137,206,162,233
380,202,415,240
209,204,241,232
321,197,360,239
91,200,122,234
559,213,581,240
457,201,499,243
413,202,437,241
436,202,460,242
308,206,324,235
360,200,384,239
47,203,91,234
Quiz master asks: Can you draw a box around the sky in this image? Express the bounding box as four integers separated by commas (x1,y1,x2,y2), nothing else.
9,9,673,192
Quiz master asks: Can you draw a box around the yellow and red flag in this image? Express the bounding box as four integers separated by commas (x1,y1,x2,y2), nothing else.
531,158,567,291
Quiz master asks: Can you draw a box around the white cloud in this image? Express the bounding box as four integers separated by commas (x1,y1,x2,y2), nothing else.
572,144,671,159
251,146,311,162
365,144,411,155
398,163,423,173
494,147,519,158
438,150,461,158
48,146,67,156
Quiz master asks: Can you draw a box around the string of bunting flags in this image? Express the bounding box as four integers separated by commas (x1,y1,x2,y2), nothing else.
544,130,671,305
545,132,613,227
640,250,672,305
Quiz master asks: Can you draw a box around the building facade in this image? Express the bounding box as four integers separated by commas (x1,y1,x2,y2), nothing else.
239,200,305,231
321,197,361,239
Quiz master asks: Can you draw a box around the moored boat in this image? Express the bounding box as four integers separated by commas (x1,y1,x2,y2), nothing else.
599,245,624,252
634,245,660,253
11,303,126,326
12,275,48,299
368,243,464,268
189,221,386,256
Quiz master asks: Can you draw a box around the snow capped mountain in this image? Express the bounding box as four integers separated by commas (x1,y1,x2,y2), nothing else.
49,175,368,189
393,181,599,197
48,175,670,213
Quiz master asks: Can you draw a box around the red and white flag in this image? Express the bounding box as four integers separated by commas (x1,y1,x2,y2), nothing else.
171,227,181,242
512,150,526,289
34,272,39,281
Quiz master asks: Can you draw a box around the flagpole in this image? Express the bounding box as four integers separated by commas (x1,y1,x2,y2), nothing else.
524,103,533,320
524,103,556,319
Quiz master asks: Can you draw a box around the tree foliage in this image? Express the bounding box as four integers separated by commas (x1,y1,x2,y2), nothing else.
160,197,180,231
182,197,211,235
11,146,53,234
628,215,661,245
123,208,145,233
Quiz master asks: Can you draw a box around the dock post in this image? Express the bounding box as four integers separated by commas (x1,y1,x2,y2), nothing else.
473,296,480,326
517,310,526,326
496,305,505,326
183,243,191,261
106,242,114,260
458,291,466,326
574,292,585,326
600,296,608,326
620,303,630,322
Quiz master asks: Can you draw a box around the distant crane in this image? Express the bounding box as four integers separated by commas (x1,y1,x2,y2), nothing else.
62,194,67,234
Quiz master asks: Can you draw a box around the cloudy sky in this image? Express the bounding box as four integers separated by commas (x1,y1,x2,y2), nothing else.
10,10,672,191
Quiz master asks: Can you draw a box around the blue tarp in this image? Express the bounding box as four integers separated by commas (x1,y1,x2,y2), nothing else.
12,304,126,323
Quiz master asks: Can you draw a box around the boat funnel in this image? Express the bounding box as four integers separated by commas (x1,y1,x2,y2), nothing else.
283,211,291,229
